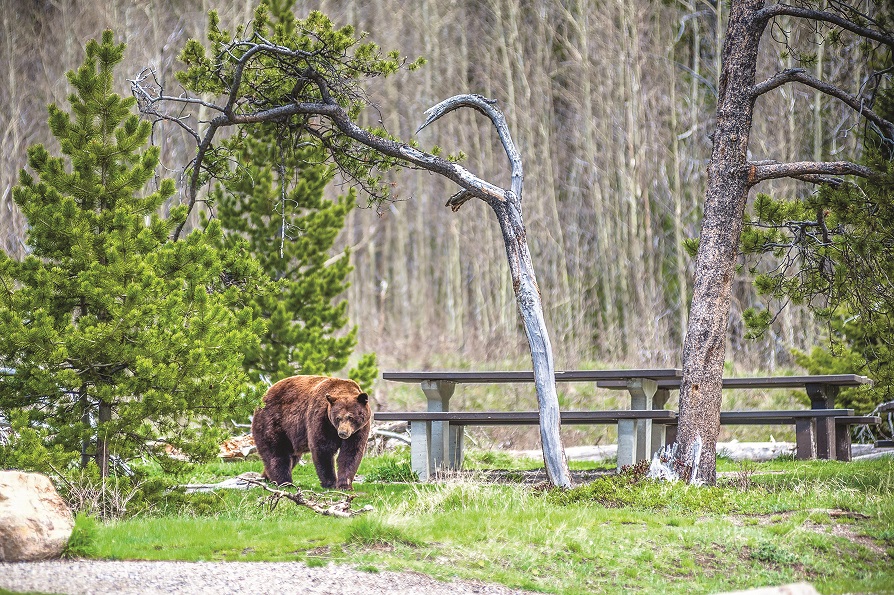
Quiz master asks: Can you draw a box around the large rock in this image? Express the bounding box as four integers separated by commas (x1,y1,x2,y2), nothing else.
0,471,74,561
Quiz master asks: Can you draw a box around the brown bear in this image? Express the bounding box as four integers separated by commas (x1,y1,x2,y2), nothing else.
251,375,371,490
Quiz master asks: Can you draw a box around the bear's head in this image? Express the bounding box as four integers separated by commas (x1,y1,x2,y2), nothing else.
325,381,371,439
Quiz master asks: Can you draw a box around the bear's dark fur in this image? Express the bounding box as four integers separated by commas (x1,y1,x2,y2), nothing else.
251,375,371,490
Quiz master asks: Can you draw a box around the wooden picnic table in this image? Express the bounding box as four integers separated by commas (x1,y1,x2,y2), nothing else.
381,369,682,478
380,371,875,480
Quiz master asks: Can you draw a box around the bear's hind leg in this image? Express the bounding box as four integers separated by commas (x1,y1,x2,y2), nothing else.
262,453,294,485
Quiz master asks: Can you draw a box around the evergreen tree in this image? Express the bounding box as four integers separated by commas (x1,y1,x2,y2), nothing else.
215,0,376,390
0,31,265,475
741,93,894,415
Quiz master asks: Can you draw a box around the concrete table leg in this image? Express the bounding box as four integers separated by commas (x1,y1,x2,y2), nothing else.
650,389,670,457
410,420,432,481
421,380,456,474
618,378,657,470
807,383,839,460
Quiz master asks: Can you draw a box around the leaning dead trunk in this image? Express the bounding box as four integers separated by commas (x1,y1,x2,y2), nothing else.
490,199,568,487
423,96,571,488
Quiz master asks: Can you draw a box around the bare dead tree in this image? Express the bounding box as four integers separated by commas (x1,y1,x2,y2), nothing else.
678,0,894,484
131,14,572,487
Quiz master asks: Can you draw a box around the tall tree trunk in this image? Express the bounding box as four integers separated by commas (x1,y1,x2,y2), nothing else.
677,0,768,485
79,386,90,469
95,400,112,478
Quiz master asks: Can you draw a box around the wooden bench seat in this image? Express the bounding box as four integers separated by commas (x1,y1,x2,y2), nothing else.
373,409,865,477
663,409,854,460
373,409,678,479
598,374,872,461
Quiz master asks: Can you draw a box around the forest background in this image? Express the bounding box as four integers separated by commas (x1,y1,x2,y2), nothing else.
0,0,862,395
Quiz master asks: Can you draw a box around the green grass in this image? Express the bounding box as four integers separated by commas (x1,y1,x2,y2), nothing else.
65,451,894,595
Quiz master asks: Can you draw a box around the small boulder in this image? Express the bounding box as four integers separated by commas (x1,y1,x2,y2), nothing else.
0,470,74,561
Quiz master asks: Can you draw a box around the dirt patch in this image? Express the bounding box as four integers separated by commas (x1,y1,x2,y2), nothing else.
731,509,888,558
804,520,888,556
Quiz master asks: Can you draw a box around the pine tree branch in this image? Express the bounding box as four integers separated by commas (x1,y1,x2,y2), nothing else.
748,159,876,185
752,68,894,141
760,4,894,47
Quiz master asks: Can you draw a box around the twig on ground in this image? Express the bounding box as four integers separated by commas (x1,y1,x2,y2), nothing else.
240,476,373,518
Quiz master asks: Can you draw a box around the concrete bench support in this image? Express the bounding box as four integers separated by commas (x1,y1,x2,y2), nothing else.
806,383,840,460
618,379,657,469
414,380,456,480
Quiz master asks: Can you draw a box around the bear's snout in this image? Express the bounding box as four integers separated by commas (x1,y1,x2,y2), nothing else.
337,422,355,439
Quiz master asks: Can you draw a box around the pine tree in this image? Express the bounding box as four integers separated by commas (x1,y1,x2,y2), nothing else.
0,31,266,476
741,89,894,415
215,0,376,390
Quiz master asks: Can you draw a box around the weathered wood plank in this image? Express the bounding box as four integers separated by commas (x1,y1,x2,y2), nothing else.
382,369,682,383
374,410,677,425
596,374,871,390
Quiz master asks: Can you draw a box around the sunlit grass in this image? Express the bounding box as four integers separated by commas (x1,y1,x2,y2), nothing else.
72,452,894,595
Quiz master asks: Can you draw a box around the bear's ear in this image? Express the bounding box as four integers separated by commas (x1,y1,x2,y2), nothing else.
326,394,336,404
357,392,369,405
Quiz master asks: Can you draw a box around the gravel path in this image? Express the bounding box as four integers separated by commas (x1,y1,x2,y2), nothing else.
0,560,539,595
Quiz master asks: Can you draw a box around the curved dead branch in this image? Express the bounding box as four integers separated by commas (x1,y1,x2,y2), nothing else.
418,94,523,200
761,4,894,47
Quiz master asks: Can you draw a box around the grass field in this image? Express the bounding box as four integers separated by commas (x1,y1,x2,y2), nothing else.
59,449,894,595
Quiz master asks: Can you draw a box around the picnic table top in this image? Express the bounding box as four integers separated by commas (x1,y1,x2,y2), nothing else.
373,409,858,424
381,369,682,383
374,409,678,424
595,374,872,389
382,370,871,388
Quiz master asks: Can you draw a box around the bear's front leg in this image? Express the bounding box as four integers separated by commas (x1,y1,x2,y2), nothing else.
310,445,338,489
335,433,368,490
